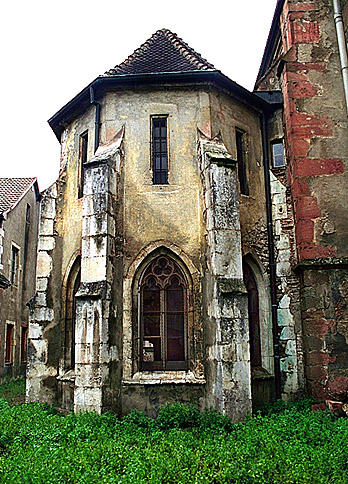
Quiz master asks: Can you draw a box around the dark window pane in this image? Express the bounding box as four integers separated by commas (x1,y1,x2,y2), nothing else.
143,313,160,336
152,117,168,185
243,262,261,367
236,129,249,195
140,255,187,369
167,314,185,361
143,288,160,312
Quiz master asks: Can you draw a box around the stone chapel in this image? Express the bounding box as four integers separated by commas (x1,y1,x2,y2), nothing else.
27,0,348,419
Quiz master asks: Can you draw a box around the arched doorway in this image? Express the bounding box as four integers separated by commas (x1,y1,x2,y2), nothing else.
243,261,262,368
243,259,273,409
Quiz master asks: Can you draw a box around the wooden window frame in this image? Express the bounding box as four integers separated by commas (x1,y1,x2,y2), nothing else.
78,131,88,198
5,323,14,365
235,128,249,196
138,255,188,371
271,140,285,168
151,115,169,185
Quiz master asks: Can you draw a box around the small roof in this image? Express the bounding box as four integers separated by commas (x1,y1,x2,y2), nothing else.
0,178,38,214
104,28,215,76
49,29,276,140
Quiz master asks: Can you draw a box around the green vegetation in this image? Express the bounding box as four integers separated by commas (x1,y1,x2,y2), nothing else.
0,378,25,406
0,383,347,483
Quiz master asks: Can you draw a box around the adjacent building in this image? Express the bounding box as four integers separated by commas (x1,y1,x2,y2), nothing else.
0,178,40,382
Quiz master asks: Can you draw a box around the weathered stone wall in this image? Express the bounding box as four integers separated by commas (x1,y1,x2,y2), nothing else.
301,264,348,400
257,0,348,402
209,89,302,398
267,109,304,398
0,187,39,383
113,88,209,414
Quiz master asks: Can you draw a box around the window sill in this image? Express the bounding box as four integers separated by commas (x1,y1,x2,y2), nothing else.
123,371,206,385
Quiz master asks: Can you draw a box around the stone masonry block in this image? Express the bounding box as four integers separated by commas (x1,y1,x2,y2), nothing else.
38,236,55,252
36,251,52,278
39,218,54,236
36,278,48,292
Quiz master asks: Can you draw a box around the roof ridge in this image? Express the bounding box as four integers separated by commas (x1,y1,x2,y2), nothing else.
104,28,215,76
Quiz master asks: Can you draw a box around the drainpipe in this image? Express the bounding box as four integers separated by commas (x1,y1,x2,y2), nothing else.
333,0,348,115
260,112,282,400
89,86,101,152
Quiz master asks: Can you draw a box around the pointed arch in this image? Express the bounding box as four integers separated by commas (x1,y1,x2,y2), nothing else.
242,254,273,374
123,241,202,381
63,254,81,370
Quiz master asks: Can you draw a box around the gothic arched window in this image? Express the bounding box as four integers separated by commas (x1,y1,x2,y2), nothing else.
139,255,188,370
65,256,81,370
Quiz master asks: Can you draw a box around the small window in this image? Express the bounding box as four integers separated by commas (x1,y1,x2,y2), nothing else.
10,245,19,285
151,117,168,185
271,141,285,168
21,326,28,363
78,131,88,198
5,324,14,364
236,129,249,195
139,255,187,370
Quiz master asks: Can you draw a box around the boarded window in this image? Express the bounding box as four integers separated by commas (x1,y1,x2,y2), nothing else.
139,255,187,370
5,324,14,364
236,129,249,195
152,117,168,185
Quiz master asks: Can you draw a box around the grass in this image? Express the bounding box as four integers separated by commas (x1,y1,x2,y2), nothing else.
0,378,25,406
0,380,347,483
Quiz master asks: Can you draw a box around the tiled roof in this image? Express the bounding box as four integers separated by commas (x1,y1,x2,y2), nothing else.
104,28,215,76
0,178,37,214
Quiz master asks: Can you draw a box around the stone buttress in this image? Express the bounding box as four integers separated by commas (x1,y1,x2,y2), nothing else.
199,131,252,420
74,129,124,413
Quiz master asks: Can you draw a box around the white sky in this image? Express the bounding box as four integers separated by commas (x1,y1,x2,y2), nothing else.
1,0,276,191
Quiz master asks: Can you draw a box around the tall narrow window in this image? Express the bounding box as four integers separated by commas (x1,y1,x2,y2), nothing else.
152,117,168,185
5,324,14,364
78,131,88,198
243,262,261,367
236,129,249,195
10,245,19,285
22,204,31,293
139,255,187,370
64,257,81,369
271,140,285,168
21,326,28,363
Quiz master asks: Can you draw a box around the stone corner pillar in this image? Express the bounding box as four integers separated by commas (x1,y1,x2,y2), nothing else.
74,131,123,414
199,132,252,421
26,182,58,404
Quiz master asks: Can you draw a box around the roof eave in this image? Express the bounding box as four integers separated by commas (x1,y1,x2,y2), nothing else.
255,0,285,87
48,70,277,141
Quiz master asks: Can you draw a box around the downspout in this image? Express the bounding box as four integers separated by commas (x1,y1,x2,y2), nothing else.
260,112,282,400
333,0,348,115
89,86,101,152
